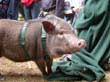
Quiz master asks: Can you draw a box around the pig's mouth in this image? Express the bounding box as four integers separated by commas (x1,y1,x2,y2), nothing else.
52,54,64,59
51,44,86,58
51,50,75,59
67,46,81,52
53,48,76,58
54,48,71,54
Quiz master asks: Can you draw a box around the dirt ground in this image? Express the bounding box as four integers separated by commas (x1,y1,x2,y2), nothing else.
0,57,110,82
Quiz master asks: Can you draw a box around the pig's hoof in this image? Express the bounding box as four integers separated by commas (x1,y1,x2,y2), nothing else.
43,71,52,77
42,72,48,76
47,71,52,75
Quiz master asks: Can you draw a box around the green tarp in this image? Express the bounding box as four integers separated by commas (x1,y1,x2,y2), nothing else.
45,0,110,81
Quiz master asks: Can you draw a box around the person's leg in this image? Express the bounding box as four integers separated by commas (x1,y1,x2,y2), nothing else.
55,0,64,18
31,1,41,19
23,6,32,21
41,0,53,12
7,0,19,20
19,3,24,17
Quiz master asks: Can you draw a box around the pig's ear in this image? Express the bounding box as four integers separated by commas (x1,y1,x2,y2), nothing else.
42,21,55,33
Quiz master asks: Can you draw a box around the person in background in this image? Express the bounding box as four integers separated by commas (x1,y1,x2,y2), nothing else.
41,0,85,24
0,0,10,19
7,0,20,20
71,0,85,25
71,0,85,13
41,0,65,18
22,0,41,21
64,0,75,24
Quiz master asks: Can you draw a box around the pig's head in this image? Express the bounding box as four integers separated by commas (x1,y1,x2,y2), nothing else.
42,15,86,58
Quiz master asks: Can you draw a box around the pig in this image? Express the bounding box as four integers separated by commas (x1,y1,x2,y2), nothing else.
0,15,86,76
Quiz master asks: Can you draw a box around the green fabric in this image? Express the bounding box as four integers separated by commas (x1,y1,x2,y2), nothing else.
45,0,110,81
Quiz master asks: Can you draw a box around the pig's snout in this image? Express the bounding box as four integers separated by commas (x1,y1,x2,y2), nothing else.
67,39,87,52
77,39,87,48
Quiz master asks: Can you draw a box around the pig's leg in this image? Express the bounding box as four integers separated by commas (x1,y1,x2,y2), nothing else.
46,59,53,75
35,58,48,76
44,55,53,75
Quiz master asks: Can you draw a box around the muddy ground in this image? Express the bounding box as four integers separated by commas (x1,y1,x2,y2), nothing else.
0,57,109,82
